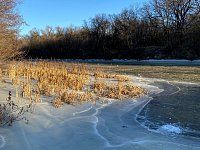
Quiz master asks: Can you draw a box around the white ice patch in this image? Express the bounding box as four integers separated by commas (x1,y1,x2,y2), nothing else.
73,106,93,116
158,124,182,135
0,135,6,149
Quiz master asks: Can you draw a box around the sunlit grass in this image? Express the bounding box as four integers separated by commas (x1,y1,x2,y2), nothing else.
5,61,145,107
78,64,200,83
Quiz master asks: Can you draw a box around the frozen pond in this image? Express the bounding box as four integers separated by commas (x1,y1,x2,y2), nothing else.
137,81,200,138
0,77,199,150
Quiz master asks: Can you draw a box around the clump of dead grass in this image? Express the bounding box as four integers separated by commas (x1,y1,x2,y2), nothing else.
6,60,146,108
93,81,145,99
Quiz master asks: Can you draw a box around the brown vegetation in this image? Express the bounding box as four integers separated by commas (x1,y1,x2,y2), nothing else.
0,0,23,60
80,63,200,84
6,60,145,108
0,91,31,126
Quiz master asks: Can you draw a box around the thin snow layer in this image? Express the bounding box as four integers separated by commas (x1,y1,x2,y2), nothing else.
0,77,199,150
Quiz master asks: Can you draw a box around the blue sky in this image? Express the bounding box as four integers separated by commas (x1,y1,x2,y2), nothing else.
19,0,146,35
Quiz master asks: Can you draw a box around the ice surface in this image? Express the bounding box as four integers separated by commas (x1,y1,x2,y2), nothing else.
0,77,200,150
158,124,182,134
63,59,200,66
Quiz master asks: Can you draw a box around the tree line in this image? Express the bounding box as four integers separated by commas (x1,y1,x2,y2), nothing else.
21,0,200,60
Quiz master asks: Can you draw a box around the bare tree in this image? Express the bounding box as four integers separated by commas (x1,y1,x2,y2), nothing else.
0,0,23,60
112,9,138,49
143,0,200,30
89,14,110,56
142,0,200,56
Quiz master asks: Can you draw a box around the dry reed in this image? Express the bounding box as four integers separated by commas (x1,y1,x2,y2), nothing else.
6,60,145,107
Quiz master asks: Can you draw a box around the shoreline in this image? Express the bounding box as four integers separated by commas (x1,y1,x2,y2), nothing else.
0,76,200,149
24,59,200,66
